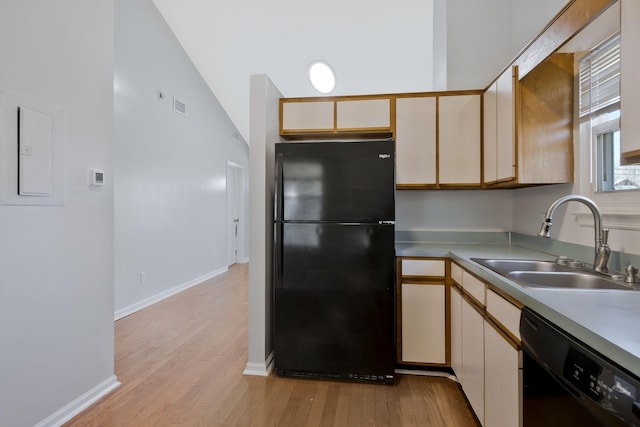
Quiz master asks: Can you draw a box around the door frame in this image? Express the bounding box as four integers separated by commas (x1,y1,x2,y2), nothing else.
226,161,245,266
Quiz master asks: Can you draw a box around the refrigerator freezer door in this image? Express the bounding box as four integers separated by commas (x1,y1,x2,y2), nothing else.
276,140,395,222
274,223,395,378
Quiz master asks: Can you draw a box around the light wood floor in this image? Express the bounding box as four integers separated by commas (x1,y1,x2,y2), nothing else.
65,263,478,426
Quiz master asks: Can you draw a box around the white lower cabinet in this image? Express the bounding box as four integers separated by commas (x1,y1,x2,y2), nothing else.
450,286,463,380
461,297,485,425
452,262,522,427
484,319,522,427
401,283,446,364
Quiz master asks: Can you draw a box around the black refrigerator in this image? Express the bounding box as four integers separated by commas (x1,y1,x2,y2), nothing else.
273,139,396,384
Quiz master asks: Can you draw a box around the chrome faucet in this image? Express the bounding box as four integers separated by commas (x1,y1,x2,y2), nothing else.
538,195,610,273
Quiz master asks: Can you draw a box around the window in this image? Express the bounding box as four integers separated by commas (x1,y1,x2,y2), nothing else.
580,33,640,193
308,61,336,94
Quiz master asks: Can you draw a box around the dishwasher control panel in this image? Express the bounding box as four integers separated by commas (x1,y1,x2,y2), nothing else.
521,307,640,426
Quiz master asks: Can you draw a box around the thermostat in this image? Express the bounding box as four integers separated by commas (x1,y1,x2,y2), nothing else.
89,168,105,186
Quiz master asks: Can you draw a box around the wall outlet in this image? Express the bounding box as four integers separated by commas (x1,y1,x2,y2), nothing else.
139,272,146,283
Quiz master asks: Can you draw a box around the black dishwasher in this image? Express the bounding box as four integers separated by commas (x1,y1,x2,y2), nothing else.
520,307,640,426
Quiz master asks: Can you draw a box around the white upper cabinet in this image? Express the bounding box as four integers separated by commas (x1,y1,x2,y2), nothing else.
483,81,498,184
281,101,334,132
438,94,482,186
395,96,437,186
621,0,640,161
484,66,516,185
336,98,390,130
496,67,516,182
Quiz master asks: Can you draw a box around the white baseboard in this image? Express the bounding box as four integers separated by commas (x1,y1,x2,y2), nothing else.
238,257,250,264
243,351,274,377
114,267,228,320
35,375,120,427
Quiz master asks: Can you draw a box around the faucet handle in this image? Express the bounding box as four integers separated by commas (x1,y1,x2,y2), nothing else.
601,228,609,245
625,264,638,284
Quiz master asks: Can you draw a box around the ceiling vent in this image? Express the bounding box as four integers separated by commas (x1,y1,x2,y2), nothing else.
173,97,187,115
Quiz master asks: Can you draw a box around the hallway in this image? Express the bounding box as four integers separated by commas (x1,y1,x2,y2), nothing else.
66,263,477,426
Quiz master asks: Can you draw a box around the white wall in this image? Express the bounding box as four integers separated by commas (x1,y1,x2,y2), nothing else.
0,1,116,426
246,75,282,374
152,0,436,141
444,0,568,90
396,190,513,231
114,0,249,315
445,0,512,89
511,0,570,56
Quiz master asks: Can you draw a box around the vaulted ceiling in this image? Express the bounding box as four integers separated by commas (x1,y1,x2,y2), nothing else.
152,0,436,142
151,0,567,142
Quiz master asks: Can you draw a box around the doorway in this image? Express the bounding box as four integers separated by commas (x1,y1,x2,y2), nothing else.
227,162,244,266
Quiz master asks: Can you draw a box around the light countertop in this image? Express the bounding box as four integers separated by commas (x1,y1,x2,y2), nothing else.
396,241,640,378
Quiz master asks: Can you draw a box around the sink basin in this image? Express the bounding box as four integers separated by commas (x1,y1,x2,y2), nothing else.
471,258,638,291
472,259,565,274
507,271,634,291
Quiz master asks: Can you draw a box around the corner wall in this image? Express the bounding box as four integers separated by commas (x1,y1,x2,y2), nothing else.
113,0,249,316
0,1,116,426
246,75,282,375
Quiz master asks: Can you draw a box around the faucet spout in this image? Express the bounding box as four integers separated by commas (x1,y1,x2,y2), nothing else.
538,195,608,272
537,219,552,238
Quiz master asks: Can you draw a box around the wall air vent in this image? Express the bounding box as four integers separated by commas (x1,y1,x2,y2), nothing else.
173,97,186,115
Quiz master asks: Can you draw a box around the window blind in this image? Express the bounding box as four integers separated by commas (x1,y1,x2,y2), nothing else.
579,33,621,117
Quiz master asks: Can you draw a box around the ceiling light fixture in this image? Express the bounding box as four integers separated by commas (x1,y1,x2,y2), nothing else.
308,61,336,94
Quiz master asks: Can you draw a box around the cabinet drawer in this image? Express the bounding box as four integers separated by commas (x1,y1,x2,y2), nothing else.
486,289,521,340
402,259,445,277
451,262,463,285
462,271,485,305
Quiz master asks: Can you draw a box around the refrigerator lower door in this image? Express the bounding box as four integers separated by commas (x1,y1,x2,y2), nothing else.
274,222,395,383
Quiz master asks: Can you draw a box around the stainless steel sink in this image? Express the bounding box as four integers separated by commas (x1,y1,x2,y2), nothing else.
473,259,565,274
471,258,638,291
507,271,634,291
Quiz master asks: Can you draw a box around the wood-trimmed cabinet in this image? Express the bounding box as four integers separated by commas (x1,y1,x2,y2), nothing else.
450,261,523,427
621,0,640,163
280,96,392,140
484,66,517,185
397,257,448,366
483,55,574,188
395,96,437,187
391,92,482,189
439,94,482,187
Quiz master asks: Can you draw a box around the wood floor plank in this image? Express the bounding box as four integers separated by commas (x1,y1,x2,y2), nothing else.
64,263,479,427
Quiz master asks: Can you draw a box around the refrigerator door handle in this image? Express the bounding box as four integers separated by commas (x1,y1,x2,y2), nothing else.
273,221,283,289
274,152,284,222
273,152,284,290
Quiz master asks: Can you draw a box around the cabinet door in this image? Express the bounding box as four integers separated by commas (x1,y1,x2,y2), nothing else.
621,0,640,160
336,98,391,130
439,95,481,185
462,298,485,425
450,286,463,380
401,283,446,364
484,320,521,427
281,101,334,132
483,82,498,184
396,97,437,186
496,67,516,181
